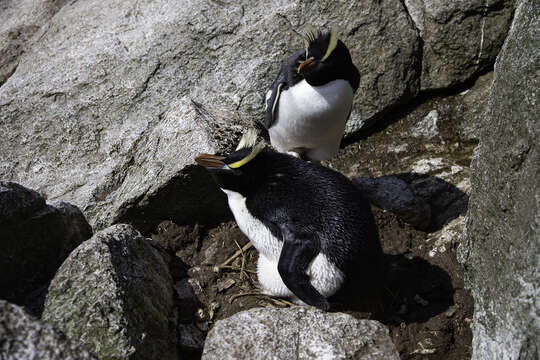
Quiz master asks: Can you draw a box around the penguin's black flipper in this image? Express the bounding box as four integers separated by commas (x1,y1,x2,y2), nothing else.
264,50,305,129
264,81,285,129
277,228,330,310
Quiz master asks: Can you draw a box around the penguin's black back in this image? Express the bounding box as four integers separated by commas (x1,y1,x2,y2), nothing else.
241,150,382,275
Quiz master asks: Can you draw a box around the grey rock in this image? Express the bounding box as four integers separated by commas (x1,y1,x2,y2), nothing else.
354,175,431,230
406,174,468,230
404,0,514,90
0,0,68,86
353,173,468,231
426,216,465,258
0,0,420,230
0,181,45,221
453,72,494,142
0,300,98,360
404,0,425,33
411,109,439,139
42,224,177,360
177,323,205,354
0,181,92,315
202,307,399,360
459,0,540,358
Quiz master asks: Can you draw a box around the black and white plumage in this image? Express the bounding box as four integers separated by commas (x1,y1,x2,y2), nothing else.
264,28,360,162
195,131,381,310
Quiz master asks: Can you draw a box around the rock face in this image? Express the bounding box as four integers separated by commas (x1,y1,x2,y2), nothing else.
459,0,540,358
404,0,514,90
0,0,69,86
0,0,420,230
42,224,177,360
202,307,399,360
0,181,92,315
0,300,98,360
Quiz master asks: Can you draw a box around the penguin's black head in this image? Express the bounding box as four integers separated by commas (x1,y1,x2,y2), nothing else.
297,27,354,87
195,130,269,196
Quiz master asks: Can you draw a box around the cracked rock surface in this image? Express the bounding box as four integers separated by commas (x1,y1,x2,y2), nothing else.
404,0,514,90
42,224,177,360
202,307,399,360
459,0,540,358
0,300,98,360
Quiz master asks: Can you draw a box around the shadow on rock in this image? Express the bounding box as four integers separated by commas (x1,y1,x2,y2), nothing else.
0,182,92,317
331,254,454,325
115,165,232,236
353,173,468,232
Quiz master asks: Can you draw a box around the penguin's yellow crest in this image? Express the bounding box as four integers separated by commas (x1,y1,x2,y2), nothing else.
229,129,264,169
302,26,339,62
321,26,338,61
303,25,319,58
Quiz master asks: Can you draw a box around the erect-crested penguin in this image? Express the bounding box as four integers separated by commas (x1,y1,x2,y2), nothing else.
195,131,381,310
264,27,360,162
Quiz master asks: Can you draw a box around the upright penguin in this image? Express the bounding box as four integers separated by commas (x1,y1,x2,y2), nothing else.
264,27,360,162
195,131,381,310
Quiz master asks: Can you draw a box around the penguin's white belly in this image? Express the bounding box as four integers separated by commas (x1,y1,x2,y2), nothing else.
221,188,345,300
269,79,353,160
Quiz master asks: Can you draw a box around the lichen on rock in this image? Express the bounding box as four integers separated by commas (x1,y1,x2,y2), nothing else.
42,224,177,360
0,300,98,360
202,307,399,360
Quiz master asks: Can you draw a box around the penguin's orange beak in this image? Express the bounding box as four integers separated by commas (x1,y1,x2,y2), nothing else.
297,57,317,76
195,154,226,169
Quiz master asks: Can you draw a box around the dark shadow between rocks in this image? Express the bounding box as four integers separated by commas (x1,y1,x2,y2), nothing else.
150,223,207,359
114,165,232,237
353,173,468,232
170,255,207,360
331,254,454,326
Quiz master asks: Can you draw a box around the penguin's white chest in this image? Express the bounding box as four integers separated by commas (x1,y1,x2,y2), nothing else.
269,79,353,159
221,189,282,260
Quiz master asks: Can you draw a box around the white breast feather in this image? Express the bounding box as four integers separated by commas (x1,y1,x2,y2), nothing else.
268,79,353,160
221,189,281,260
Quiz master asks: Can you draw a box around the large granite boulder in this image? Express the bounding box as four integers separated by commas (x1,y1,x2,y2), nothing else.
0,0,422,230
0,181,92,315
0,0,69,86
0,300,98,360
42,224,177,360
404,0,514,90
202,307,399,360
459,0,540,358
